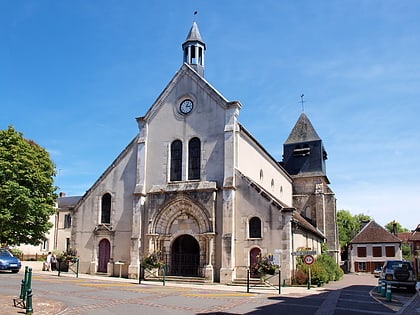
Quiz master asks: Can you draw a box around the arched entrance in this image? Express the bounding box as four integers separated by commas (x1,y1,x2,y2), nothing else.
98,238,110,273
250,247,261,278
170,235,200,277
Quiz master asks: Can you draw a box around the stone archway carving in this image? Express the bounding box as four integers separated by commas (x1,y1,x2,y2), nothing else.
151,195,212,235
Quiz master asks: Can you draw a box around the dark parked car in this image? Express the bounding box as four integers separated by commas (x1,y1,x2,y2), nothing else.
379,260,416,291
0,249,21,273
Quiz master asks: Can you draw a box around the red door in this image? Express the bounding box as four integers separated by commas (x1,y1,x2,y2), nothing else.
98,239,110,273
250,247,261,278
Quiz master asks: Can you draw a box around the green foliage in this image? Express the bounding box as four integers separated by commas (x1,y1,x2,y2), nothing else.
402,244,411,261
251,254,276,277
337,210,371,249
297,253,343,287
384,221,409,233
9,247,23,258
0,126,57,246
142,253,163,269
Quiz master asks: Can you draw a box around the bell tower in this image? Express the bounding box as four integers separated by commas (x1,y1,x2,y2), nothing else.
283,112,340,262
182,22,206,77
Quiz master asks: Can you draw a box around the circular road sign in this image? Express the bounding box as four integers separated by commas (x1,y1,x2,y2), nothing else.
304,255,314,265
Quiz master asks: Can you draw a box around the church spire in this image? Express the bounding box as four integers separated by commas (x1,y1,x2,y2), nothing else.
282,113,327,176
182,22,206,76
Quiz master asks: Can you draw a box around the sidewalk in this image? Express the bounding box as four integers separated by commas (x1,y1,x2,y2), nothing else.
20,261,327,296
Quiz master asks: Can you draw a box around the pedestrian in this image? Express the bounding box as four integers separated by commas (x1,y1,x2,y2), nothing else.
45,252,52,271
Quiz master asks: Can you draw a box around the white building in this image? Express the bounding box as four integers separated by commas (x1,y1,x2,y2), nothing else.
66,22,338,284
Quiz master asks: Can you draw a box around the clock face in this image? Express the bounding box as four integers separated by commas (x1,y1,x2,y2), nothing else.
180,99,193,114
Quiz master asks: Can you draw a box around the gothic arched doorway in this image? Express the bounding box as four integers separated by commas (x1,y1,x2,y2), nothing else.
170,235,200,277
250,247,261,278
98,238,110,273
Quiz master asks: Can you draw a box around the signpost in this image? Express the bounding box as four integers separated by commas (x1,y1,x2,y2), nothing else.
304,255,314,290
291,250,317,256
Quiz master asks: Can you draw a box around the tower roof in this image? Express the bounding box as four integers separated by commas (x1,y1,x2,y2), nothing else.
284,113,321,144
183,22,206,49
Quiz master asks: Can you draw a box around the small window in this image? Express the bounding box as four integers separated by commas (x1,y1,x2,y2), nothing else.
271,179,274,190
372,246,382,257
170,140,183,181
101,193,111,224
385,246,395,257
249,217,262,238
188,137,200,180
357,247,367,257
64,214,72,229
259,169,263,182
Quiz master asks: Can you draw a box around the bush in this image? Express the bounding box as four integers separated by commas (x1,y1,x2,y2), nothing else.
142,253,163,270
251,254,276,277
296,253,343,286
293,269,308,285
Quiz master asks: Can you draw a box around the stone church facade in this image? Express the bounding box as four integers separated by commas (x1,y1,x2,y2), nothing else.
68,22,339,284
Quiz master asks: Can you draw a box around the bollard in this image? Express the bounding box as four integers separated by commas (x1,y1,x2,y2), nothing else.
386,283,392,302
20,266,29,300
26,288,33,314
162,265,166,286
278,270,281,294
377,279,382,293
381,280,386,297
246,268,250,293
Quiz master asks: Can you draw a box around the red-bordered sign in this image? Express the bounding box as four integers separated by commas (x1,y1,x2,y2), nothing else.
304,254,314,265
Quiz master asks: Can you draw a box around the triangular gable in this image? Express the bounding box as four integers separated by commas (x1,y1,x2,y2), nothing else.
350,220,401,244
138,63,231,123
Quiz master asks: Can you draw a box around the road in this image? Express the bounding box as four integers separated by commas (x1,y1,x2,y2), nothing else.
0,269,416,315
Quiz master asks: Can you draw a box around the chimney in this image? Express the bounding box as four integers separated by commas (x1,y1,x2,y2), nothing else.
59,192,66,197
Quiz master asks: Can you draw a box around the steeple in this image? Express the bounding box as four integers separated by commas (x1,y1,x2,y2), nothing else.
282,113,327,176
182,22,206,76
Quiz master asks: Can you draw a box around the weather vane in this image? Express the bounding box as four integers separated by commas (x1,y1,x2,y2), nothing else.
300,94,306,112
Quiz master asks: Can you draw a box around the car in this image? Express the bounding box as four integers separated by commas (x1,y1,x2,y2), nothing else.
373,266,382,278
379,260,417,291
0,249,21,273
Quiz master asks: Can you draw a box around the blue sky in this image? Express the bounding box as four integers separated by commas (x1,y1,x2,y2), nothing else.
1,1,419,230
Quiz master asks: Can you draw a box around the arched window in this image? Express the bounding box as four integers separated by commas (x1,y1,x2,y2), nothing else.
249,217,262,238
101,193,111,224
188,137,201,180
170,140,182,181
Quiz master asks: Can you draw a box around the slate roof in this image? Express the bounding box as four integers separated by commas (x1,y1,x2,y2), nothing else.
284,112,321,144
57,196,82,209
183,22,206,48
350,220,401,244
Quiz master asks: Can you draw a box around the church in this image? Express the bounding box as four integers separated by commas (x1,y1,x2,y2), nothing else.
65,22,339,284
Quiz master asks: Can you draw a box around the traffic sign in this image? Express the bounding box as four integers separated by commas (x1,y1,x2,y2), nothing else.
291,250,316,256
303,255,314,265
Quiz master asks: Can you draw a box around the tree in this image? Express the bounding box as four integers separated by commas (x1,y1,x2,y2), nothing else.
0,126,57,246
337,210,371,261
384,220,409,234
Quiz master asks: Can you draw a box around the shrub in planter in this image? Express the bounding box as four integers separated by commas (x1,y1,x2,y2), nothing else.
251,254,276,278
142,253,163,270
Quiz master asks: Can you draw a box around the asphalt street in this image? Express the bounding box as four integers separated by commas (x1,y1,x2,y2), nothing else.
0,262,418,315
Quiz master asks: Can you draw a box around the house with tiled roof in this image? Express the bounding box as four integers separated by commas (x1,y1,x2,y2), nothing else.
408,224,420,276
348,220,402,273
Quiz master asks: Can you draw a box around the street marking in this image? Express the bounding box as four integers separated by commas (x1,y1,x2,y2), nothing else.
185,293,253,297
